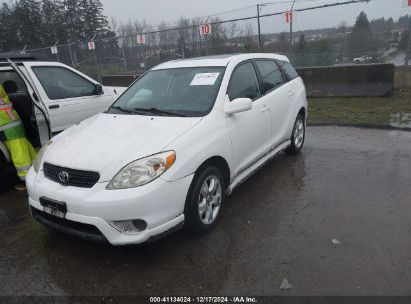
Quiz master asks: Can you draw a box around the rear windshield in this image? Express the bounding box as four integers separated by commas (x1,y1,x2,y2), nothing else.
108,67,225,117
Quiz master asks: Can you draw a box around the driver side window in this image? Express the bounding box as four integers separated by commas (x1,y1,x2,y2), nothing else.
228,62,260,101
32,66,97,100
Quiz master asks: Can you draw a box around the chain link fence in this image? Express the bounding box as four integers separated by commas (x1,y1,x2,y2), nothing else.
25,0,409,80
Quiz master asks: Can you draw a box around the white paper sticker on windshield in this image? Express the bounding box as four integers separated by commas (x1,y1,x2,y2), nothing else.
190,73,220,86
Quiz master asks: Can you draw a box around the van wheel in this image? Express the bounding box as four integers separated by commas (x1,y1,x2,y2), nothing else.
287,114,305,154
184,166,226,234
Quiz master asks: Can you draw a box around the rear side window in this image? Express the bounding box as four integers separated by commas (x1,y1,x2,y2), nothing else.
228,62,260,101
277,60,299,81
255,60,285,94
32,66,96,100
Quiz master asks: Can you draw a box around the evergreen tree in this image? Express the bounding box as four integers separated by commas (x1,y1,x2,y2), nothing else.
41,0,67,45
14,0,43,48
0,3,18,51
348,11,373,58
294,34,308,67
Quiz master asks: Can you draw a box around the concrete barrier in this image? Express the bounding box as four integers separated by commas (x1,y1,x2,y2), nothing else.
102,75,139,87
102,63,396,98
296,64,395,97
394,66,411,90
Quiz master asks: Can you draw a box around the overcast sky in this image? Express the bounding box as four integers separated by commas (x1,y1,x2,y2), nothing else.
100,0,409,32
0,0,409,31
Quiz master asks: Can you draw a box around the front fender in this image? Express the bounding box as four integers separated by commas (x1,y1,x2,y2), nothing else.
160,110,233,182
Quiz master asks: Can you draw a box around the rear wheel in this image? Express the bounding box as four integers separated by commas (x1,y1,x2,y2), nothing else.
184,166,226,234
287,114,305,154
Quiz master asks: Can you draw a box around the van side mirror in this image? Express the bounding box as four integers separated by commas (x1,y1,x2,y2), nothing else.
95,84,104,95
224,97,252,116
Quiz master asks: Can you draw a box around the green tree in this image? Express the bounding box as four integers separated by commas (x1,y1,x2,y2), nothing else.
348,11,373,58
294,34,308,67
14,0,43,48
41,0,67,45
0,3,18,51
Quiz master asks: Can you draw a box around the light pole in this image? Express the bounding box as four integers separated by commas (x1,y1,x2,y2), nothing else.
257,4,267,50
204,16,211,55
289,0,296,51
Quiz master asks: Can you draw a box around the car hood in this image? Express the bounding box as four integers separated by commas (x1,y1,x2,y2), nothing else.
43,113,202,182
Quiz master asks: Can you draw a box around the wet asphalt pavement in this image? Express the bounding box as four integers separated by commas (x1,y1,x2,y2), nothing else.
1,126,411,297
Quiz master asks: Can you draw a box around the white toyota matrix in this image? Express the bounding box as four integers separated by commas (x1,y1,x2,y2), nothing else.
27,53,308,245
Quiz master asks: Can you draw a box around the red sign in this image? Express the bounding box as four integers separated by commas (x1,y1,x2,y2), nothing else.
403,0,411,7
88,41,95,50
200,24,212,36
137,34,146,44
284,11,293,24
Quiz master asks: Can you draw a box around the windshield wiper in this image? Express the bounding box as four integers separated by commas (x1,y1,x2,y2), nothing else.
110,106,149,115
133,107,186,117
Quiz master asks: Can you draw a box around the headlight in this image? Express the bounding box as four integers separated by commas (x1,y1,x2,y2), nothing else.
33,142,51,173
106,151,176,190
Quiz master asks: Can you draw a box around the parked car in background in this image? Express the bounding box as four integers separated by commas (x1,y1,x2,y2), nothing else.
353,55,373,64
27,53,308,245
0,53,126,189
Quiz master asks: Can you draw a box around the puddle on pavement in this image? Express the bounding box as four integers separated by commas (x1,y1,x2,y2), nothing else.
390,113,411,128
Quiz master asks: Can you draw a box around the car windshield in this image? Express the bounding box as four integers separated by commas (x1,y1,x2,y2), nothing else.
107,67,225,117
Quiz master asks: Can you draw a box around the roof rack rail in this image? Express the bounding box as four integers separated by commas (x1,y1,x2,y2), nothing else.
0,53,53,62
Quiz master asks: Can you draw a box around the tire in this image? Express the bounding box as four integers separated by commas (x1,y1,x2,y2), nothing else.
287,113,305,154
184,166,226,234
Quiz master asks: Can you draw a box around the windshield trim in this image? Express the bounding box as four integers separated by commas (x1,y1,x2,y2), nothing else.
107,66,227,118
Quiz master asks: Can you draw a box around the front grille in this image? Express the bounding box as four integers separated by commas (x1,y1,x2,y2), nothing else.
31,208,106,242
43,162,100,188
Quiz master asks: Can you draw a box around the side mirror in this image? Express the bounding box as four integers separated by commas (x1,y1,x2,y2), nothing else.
224,97,252,116
95,84,104,95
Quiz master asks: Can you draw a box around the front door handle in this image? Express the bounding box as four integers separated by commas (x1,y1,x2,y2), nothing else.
261,105,270,113
49,104,60,109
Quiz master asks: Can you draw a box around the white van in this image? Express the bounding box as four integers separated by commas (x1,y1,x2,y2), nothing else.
0,54,126,188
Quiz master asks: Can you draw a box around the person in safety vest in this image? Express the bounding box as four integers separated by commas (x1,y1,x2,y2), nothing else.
0,83,37,191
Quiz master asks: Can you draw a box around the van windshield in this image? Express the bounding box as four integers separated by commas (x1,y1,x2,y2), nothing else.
108,67,225,117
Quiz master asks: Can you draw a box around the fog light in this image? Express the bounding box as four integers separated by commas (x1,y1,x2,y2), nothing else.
108,220,147,235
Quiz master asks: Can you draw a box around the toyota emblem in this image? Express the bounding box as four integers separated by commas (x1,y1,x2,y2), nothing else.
58,171,69,183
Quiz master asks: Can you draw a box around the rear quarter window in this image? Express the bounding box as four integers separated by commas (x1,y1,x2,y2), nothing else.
277,60,299,81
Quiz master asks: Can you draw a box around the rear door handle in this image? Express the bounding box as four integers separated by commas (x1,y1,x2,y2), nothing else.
288,91,295,98
49,104,60,109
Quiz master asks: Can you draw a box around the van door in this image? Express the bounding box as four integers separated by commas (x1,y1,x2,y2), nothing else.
23,62,115,134
8,61,51,146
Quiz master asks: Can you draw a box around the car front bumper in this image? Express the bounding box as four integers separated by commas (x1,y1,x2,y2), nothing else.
26,168,194,245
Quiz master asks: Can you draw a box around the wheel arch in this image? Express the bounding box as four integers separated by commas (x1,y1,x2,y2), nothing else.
194,156,231,190
298,107,306,120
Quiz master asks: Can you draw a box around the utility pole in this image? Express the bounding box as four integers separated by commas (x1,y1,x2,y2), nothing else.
53,41,60,62
68,42,75,66
406,20,411,66
257,4,262,50
289,0,296,56
204,16,211,56
121,31,128,73
257,4,267,51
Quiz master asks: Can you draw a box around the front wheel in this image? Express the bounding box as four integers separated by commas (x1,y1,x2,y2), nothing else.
184,166,226,234
287,114,305,154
